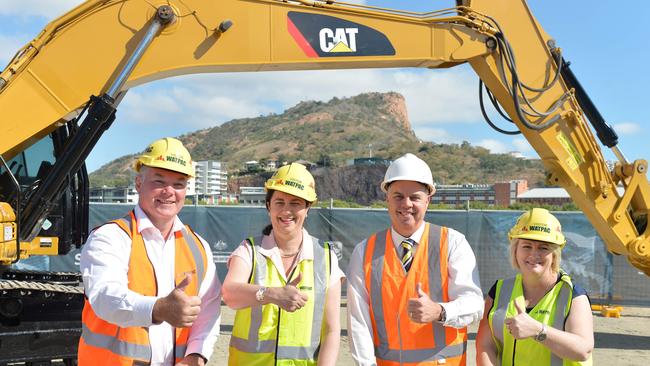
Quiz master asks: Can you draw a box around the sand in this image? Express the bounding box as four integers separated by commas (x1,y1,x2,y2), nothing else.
208,304,650,365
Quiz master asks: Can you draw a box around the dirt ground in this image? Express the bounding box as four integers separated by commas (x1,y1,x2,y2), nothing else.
209,303,650,365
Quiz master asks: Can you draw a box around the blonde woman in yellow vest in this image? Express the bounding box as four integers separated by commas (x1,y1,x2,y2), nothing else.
79,138,221,366
476,208,594,366
223,163,345,366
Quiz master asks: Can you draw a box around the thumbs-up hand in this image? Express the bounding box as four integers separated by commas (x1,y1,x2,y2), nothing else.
267,272,309,312
504,298,542,339
287,272,302,288
175,271,193,292
407,282,443,323
153,271,202,328
514,298,526,314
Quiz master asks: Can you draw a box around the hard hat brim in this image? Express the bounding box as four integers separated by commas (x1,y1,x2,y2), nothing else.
135,160,194,177
381,178,435,195
264,182,317,202
510,233,566,247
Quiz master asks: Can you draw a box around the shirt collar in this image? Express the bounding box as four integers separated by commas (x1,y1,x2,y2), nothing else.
391,221,426,246
258,228,314,260
134,204,184,235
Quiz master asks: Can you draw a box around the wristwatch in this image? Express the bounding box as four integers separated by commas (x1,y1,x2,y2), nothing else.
187,353,207,364
256,286,267,302
535,323,547,342
438,305,447,323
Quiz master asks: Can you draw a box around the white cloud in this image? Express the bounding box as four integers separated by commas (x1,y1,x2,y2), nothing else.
119,90,182,125
119,67,480,133
614,122,640,135
0,34,26,66
512,137,536,156
416,127,456,144
477,139,509,154
1,0,84,17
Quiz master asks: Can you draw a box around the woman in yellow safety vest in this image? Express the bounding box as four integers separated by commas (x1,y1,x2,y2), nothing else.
476,208,594,366
222,162,344,366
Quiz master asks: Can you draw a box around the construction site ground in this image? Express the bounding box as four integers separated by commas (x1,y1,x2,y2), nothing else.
209,303,650,365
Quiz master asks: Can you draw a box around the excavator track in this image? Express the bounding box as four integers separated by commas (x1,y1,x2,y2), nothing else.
0,270,84,365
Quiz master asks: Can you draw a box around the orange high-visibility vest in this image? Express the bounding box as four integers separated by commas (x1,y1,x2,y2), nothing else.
78,211,208,366
363,223,467,366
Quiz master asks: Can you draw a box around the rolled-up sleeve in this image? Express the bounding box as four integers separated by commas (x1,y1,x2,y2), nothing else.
346,239,378,366
185,234,221,360
439,229,484,328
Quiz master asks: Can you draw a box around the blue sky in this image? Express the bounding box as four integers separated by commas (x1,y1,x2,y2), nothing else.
2,0,648,173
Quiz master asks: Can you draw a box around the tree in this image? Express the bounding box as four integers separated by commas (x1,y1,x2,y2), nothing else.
317,154,332,167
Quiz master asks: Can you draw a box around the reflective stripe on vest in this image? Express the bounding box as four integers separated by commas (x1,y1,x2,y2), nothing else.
80,323,151,360
229,235,330,365
364,223,467,365
490,272,590,366
79,211,207,365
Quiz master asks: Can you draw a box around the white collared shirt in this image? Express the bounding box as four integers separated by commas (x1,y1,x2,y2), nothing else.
228,228,345,286
346,222,483,366
80,205,221,365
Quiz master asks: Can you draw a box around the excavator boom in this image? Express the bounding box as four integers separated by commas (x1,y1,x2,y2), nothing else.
1,0,648,363
0,0,649,281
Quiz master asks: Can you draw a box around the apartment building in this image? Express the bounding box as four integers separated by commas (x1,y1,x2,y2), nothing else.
89,185,138,203
193,160,228,203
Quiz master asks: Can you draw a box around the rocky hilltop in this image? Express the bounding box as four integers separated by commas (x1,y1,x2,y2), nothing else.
90,92,546,204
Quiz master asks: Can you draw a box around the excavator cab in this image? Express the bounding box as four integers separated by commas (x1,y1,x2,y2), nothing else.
0,0,650,363
0,125,88,261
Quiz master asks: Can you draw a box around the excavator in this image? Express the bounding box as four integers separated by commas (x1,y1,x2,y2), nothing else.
0,0,648,363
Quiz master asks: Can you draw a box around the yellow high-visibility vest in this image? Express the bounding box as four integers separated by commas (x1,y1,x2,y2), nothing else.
228,235,331,366
489,271,592,366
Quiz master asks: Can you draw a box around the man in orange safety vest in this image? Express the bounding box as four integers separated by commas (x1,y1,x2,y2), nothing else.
347,153,484,366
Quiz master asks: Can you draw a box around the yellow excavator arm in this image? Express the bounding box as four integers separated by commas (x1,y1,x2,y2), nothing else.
0,0,649,273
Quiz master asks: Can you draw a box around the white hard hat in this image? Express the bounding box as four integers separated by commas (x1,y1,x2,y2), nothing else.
381,153,435,194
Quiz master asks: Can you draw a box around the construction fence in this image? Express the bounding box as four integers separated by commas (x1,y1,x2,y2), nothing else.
16,203,650,305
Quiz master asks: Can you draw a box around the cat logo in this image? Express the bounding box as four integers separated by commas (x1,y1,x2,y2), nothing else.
287,11,395,58
319,27,359,53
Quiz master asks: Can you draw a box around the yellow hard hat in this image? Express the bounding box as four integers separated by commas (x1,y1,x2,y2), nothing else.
508,208,566,247
134,137,194,177
265,163,317,202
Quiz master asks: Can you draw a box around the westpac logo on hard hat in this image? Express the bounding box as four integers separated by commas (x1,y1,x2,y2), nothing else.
522,224,552,234
155,154,188,167
275,178,306,192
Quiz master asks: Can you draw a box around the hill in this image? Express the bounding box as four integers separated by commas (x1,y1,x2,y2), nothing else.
89,92,546,201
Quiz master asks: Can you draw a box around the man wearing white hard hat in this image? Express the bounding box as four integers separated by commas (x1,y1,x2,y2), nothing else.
79,137,221,366
347,153,483,366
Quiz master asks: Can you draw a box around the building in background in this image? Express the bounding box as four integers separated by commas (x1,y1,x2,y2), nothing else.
517,187,571,205
493,179,529,206
89,186,138,203
432,183,495,206
346,157,392,166
193,160,228,204
516,186,625,206
266,159,279,169
431,180,528,207
244,160,259,171
239,186,266,205
90,172,198,204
